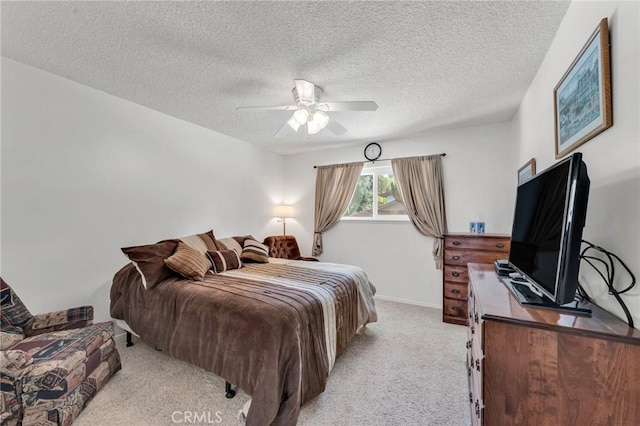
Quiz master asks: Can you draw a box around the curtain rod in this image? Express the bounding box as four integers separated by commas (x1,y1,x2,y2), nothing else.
313,152,446,168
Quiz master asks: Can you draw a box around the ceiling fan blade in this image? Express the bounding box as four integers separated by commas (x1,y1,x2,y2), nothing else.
326,118,347,136
294,79,316,104
273,120,293,138
236,105,297,111
317,101,378,112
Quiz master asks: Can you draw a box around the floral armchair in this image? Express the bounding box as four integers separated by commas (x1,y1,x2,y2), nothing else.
1,278,121,426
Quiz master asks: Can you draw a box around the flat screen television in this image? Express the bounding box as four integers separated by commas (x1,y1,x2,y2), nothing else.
507,152,590,311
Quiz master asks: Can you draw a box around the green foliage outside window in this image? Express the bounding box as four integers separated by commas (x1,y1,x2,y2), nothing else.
344,174,373,217
344,172,407,218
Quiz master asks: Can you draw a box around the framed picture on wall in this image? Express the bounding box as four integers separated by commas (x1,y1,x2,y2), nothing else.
553,17,612,159
518,158,536,185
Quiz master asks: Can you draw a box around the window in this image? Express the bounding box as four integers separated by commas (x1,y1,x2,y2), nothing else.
342,164,408,221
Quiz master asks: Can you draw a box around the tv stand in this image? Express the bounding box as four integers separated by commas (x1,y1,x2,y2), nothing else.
466,263,640,425
503,279,592,316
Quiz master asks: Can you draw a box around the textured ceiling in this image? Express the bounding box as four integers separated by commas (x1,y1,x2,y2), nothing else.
1,1,570,154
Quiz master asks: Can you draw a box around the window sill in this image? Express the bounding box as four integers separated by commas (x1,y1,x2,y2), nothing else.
341,218,411,223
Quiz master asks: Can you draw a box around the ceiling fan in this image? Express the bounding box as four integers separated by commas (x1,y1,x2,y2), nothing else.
236,79,378,136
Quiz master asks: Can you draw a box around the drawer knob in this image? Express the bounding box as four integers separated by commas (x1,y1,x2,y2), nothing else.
469,392,473,403
474,312,479,324
452,255,460,260
452,271,461,277
451,288,461,294
496,243,505,248
451,306,460,312
475,401,480,416
476,359,480,371
466,340,471,349
471,326,475,334
452,241,461,246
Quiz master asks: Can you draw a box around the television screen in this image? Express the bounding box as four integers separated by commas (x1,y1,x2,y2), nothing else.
508,152,590,305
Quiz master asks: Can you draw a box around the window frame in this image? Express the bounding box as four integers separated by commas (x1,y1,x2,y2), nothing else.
342,162,409,222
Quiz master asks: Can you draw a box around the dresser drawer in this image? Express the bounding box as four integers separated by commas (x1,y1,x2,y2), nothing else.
444,282,468,300
445,250,506,266
443,298,467,320
442,233,510,327
445,236,510,253
444,265,468,283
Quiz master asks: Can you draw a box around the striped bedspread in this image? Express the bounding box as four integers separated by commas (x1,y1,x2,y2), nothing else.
110,259,377,426
223,260,377,372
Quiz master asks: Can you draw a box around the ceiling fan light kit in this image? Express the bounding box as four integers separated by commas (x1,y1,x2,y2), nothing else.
287,117,301,132
237,79,378,136
292,109,309,125
305,111,330,134
306,119,321,134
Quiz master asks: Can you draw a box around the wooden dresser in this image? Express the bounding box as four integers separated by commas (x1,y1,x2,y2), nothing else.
442,233,510,325
466,263,640,425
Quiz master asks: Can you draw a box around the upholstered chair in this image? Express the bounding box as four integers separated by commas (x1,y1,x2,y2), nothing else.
0,278,121,426
0,278,94,341
262,235,318,261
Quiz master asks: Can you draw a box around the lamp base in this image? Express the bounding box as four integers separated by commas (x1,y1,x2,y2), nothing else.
277,218,287,236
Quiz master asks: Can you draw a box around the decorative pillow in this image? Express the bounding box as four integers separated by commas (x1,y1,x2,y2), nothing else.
179,230,221,253
216,238,243,256
233,235,258,247
122,240,179,289
206,250,242,273
241,239,269,263
165,242,211,280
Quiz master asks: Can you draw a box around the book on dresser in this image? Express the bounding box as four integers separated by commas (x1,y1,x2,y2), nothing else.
466,263,640,425
442,233,511,325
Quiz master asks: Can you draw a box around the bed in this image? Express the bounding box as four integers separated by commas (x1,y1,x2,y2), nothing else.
109,234,377,426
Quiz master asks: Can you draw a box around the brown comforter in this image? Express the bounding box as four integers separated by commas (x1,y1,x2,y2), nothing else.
110,260,377,425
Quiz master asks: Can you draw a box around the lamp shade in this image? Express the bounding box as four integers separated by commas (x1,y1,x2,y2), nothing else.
314,111,329,128
287,117,301,132
274,204,293,218
307,111,329,134
292,109,309,125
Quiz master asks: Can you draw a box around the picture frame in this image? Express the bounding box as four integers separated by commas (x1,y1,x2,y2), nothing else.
518,158,536,185
554,18,612,159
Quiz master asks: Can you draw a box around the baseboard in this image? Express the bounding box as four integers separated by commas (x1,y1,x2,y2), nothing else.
374,295,441,310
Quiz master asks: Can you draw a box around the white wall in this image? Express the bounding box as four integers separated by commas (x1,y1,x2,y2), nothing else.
1,58,284,321
513,1,640,326
284,122,516,307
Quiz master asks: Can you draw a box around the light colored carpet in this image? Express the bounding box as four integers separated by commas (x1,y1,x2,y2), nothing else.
74,300,470,425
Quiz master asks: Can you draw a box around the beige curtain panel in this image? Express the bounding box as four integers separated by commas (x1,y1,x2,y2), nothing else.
313,162,364,256
392,155,447,269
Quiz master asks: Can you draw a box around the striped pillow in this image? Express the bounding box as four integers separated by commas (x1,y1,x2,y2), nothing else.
206,250,242,273
165,242,211,280
216,237,243,256
179,230,220,253
241,239,269,263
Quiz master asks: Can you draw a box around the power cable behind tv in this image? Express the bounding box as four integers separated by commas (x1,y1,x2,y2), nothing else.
578,240,636,328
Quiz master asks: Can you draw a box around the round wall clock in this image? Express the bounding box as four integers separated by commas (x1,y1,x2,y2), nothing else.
364,142,382,161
